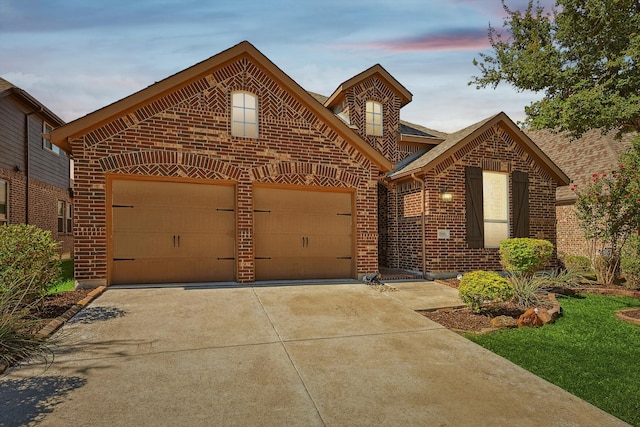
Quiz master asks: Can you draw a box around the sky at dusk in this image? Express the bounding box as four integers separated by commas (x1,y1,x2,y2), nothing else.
0,0,556,133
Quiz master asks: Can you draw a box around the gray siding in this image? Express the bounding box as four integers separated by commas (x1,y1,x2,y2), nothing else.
0,97,26,171
0,96,69,190
28,114,70,189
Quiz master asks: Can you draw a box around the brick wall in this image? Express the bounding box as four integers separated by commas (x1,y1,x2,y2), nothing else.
0,166,73,256
383,124,558,275
341,77,402,163
71,57,380,286
556,203,591,257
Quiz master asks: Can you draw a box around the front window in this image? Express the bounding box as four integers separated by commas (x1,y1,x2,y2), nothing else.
57,200,65,233
0,180,8,225
66,203,73,233
366,101,383,136
483,171,509,247
231,91,258,138
43,122,60,155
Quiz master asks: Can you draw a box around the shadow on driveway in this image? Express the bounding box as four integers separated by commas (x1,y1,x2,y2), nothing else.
0,375,86,427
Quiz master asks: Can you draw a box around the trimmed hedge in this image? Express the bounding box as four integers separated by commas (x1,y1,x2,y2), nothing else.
458,270,513,313
500,238,554,276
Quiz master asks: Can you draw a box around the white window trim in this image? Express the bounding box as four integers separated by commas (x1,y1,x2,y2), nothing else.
231,91,258,138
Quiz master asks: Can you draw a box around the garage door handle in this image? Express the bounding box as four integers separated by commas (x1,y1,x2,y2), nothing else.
173,235,176,247
178,235,181,247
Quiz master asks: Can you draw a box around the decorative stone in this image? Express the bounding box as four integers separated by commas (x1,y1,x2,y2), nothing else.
517,308,544,328
490,315,517,328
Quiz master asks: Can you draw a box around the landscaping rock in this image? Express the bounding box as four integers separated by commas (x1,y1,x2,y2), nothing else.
517,308,544,327
490,315,517,328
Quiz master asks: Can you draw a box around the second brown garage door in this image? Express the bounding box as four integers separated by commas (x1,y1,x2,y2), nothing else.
254,187,354,280
110,179,236,285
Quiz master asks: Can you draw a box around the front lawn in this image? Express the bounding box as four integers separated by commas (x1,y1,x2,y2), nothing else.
47,259,75,294
467,294,640,426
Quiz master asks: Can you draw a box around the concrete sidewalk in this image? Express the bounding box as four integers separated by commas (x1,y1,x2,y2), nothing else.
1,283,628,426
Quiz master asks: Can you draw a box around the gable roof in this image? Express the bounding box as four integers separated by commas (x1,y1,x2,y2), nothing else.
323,64,412,110
527,128,635,202
0,77,65,127
388,112,570,185
49,41,392,172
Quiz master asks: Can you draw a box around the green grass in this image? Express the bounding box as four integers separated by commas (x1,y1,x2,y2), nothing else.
47,259,75,294
467,294,640,426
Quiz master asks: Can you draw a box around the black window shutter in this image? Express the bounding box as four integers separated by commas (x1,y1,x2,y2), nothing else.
512,170,529,238
466,166,484,248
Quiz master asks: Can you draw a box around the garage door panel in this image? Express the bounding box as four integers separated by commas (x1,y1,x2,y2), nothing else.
254,187,354,281
111,179,236,285
112,258,235,284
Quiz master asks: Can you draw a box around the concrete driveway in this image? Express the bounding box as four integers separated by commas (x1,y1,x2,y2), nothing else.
1,283,628,426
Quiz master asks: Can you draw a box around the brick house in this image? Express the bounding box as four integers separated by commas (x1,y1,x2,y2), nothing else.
528,129,635,258
49,41,568,287
0,77,73,257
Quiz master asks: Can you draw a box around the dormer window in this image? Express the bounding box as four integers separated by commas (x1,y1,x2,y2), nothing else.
231,91,258,138
366,101,383,136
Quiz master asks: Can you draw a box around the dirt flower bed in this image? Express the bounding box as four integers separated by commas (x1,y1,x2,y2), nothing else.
28,289,92,332
420,304,526,333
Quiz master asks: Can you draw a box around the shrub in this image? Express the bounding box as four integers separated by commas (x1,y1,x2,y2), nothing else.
0,275,51,369
561,255,592,274
621,235,640,290
509,275,544,309
499,238,554,276
0,224,61,302
458,271,513,313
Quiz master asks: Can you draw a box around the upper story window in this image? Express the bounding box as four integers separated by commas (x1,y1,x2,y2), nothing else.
0,180,8,225
43,122,61,155
231,91,258,138
365,101,383,136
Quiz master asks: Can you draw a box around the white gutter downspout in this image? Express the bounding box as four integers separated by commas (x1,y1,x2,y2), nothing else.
411,173,426,278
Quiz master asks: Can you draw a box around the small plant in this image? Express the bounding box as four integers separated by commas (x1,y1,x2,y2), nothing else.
508,275,544,309
621,235,640,290
0,224,61,302
499,238,554,276
560,255,593,275
0,275,52,369
458,270,513,313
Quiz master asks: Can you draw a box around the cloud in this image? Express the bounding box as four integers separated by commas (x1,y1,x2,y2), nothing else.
333,29,490,53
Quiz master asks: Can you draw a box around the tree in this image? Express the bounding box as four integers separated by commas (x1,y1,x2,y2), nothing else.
471,0,640,138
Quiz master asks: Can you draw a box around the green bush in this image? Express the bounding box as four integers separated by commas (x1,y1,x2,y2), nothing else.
499,238,554,276
621,235,640,290
0,224,61,302
458,271,513,313
561,255,592,274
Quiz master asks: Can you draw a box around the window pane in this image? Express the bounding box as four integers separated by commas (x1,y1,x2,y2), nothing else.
232,92,244,107
232,106,244,122
57,201,64,217
245,123,258,138
231,121,244,137
244,108,256,124
485,222,508,247
483,172,508,221
244,94,256,109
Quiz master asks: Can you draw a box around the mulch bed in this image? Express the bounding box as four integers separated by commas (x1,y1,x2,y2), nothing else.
28,289,92,332
422,277,640,333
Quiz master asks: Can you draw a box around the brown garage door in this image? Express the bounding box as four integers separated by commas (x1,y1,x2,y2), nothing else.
111,179,235,284
254,187,353,280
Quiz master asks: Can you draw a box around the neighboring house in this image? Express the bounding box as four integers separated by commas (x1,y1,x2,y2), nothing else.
49,41,568,287
528,129,635,258
0,77,73,257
